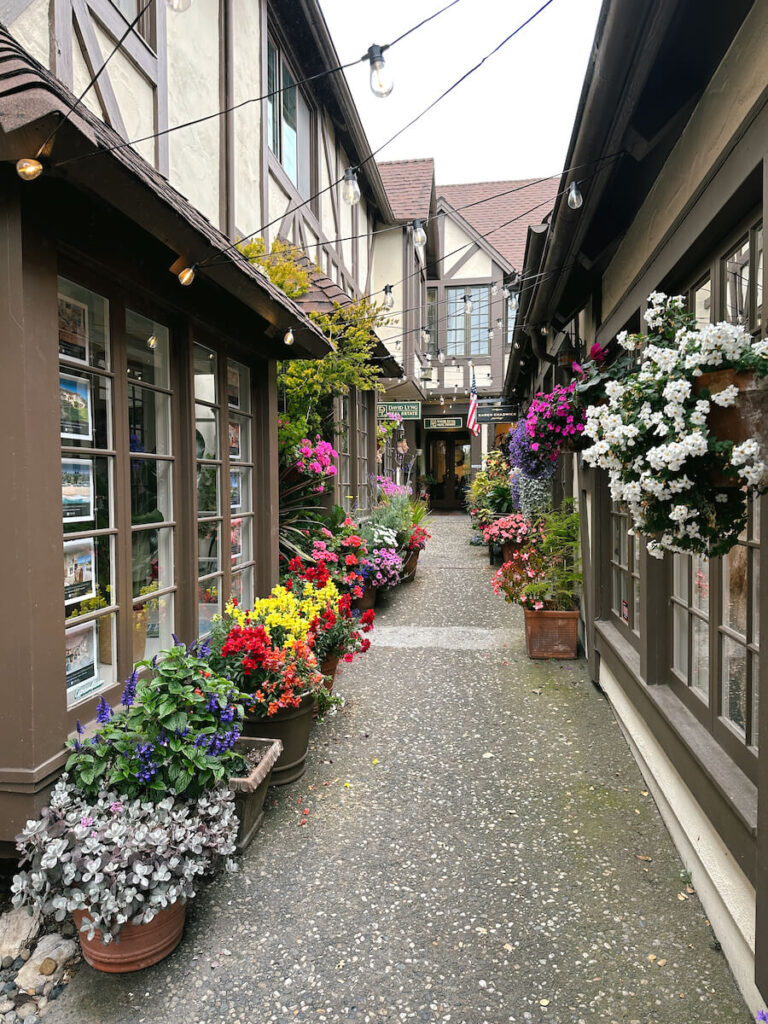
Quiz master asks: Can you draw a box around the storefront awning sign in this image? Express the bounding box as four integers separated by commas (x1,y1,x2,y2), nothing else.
424,417,463,429
477,404,518,423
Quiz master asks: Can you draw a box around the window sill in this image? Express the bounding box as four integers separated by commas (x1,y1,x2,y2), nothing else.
594,618,757,840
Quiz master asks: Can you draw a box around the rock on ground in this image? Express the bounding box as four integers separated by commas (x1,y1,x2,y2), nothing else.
14,937,77,991
0,911,40,963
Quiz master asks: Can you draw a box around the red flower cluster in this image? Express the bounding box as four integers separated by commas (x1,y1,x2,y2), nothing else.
219,625,323,717
407,526,431,552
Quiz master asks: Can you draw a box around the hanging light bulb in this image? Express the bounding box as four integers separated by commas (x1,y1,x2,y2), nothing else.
488,329,494,341
283,328,295,346
510,290,519,312
451,357,457,366
342,167,361,207
412,219,427,248
178,266,196,286
423,328,431,346
166,0,192,10
16,158,43,181
146,335,158,350
491,282,499,296
463,294,472,314
567,181,583,210
382,284,395,310
502,285,510,300
366,44,393,98
514,341,521,350
496,317,503,329
438,349,445,364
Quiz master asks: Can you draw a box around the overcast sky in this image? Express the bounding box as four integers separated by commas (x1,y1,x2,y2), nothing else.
318,0,604,186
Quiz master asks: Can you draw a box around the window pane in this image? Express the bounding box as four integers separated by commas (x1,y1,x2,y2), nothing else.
751,652,759,749
267,41,279,155
197,464,219,517
193,344,218,404
691,616,709,698
58,277,110,371
126,311,170,389
611,567,622,615
297,88,312,200
722,635,747,731
506,296,517,343
134,591,174,665
131,527,173,598
751,497,760,541
692,555,709,614
755,226,763,330
723,544,748,636
226,360,250,414
723,237,750,325
231,566,254,609
198,579,221,636
427,288,438,354
129,386,171,455
66,612,117,709
63,455,112,533
60,369,112,450
753,548,760,645
692,276,711,328
446,289,465,356
195,404,218,459
673,553,689,601
229,414,250,462
673,605,688,678
64,534,113,617
131,458,172,525
231,467,251,514
469,286,490,356
231,516,252,565
282,62,298,186
198,522,220,576
633,578,640,633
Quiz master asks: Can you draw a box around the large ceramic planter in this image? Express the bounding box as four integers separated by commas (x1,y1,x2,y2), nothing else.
229,736,283,853
694,369,768,484
523,608,579,660
241,693,316,785
320,654,340,693
72,902,185,973
400,549,419,582
351,585,378,611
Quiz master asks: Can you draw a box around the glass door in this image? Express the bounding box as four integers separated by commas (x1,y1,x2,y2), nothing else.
428,434,471,509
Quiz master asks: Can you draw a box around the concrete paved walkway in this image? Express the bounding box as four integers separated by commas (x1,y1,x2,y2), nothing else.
49,515,750,1024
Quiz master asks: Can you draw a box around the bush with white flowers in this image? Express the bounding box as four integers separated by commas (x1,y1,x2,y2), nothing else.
12,776,237,943
582,292,768,558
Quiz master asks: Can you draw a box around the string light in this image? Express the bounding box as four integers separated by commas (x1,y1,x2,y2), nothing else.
510,290,519,311
488,329,494,340
412,220,427,248
567,181,583,209
491,282,499,296
342,167,361,207
283,328,295,346
178,266,196,286
463,294,472,314
366,44,394,97
383,285,395,310
502,285,510,300
166,0,192,9
147,335,158,350
16,158,43,181
438,350,445,363
496,317,503,329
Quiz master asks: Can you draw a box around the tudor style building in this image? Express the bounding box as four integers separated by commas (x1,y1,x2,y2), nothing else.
504,0,768,1010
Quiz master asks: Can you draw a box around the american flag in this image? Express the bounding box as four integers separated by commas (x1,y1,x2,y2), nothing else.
468,369,480,436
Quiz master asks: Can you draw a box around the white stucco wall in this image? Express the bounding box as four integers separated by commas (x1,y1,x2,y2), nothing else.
602,0,768,318
358,195,369,293
232,0,262,236
9,0,49,66
370,227,403,353
72,37,103,120
92,21,155,165
166,2,220,227
444,217,492,279
268,173,292,236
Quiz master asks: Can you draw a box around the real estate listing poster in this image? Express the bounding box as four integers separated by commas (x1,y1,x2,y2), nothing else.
62,458,94,523
58,293,89,364
65,620,100,707
60,373,93,441
64,538,96,606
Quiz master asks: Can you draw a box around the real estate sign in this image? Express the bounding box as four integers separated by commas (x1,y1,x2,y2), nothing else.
477,404,519,423
424,417,463,429
376,401,421,420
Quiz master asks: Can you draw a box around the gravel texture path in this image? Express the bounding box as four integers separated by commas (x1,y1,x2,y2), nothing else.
47,514,751,1024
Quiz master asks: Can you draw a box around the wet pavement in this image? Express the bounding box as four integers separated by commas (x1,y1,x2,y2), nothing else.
48,514,751,1024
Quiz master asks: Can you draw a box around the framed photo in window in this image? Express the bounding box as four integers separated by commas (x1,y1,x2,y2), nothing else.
228,421,241,459
60,373,93,441
230,470,242,511
227,366,240,409
64,538,96,606
58,293,89,364
65,619,99,707
231,518,243,561
62,458,94,523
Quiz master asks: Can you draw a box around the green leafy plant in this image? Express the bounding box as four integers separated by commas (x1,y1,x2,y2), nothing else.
522,502,582,610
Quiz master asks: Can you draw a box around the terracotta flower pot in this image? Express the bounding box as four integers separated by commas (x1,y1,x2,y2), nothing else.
351,585,378,611
523,608,579,660
320,654,340,692
241,693,316,785
72,902,185,973
501,540,519,563
694,369,768,485
400,549,419,581
229,736,283,853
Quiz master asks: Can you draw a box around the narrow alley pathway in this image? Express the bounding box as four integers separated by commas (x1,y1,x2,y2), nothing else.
49,515,750,1024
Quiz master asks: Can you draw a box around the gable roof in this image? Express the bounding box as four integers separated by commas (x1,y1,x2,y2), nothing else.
438,178,560,271
378,159,435,221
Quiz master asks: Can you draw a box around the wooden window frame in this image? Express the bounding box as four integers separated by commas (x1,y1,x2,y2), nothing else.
266,32,317,208
607,502,641,650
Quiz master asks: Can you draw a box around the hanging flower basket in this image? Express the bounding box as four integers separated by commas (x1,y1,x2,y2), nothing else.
229,737,283,853
523,608,579,659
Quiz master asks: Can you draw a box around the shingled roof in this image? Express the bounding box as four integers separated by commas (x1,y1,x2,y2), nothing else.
0,25,329,356
438,178,560,271
377,159,435,221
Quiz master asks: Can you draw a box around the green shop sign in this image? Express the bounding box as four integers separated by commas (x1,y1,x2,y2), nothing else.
424,417,463,429
376,401,422,420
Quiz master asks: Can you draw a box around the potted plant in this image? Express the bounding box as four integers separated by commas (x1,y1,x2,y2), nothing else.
523,382,587,460
582,292,768,558
12,645,248,972
207,610,325,785
491,503,581,659
481,512,534,563
402,524,430,580
229,736,283,853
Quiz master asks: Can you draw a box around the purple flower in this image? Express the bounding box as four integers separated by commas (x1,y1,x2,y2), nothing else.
80,815,94,828
110,801,122,814
96,696,113,724
756,1013,768,1023
171,632,186,649
75,720,84,735
121,668,139,707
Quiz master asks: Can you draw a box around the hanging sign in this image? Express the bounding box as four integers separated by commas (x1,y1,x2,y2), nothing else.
424,417,463,429
477,404,519,423
376,401,422,420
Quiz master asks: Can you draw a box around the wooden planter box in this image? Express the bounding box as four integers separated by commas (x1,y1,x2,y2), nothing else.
523,608,579,659
229,736,283,852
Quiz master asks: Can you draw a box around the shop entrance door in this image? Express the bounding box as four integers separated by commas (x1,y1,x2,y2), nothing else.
427,433,472,509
